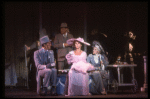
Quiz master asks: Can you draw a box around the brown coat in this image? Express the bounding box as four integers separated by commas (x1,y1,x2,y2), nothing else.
54,33,73,61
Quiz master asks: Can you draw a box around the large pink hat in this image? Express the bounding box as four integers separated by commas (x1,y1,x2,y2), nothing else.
67,37,90,46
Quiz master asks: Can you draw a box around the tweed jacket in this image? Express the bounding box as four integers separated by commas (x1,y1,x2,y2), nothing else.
54,33,73,61
34,48,55,79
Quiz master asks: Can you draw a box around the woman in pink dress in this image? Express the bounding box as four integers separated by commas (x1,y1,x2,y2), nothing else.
65,37,95,96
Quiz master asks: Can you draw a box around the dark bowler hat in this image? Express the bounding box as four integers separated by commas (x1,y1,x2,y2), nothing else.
40,35,52,45
60,22,68,28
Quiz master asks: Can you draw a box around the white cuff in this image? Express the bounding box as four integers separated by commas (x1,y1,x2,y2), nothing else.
44,65,46,69
51,63,55,67
63,43,65,48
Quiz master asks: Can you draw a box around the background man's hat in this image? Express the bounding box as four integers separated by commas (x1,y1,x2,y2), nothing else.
60,22,68,28
40,35,52,45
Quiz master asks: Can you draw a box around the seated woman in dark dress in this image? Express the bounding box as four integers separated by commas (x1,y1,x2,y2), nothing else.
87,40,109,95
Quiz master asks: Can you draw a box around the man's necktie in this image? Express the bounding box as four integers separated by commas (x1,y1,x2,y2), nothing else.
44,51,48,65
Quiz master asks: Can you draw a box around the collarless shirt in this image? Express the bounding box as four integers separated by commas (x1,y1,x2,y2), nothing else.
63,32,68,48
63,32,68,38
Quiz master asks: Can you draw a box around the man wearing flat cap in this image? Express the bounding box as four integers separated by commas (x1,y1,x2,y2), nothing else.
54,22,73,71
34,35,57,96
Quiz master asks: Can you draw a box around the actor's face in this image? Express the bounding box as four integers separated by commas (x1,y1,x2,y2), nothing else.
37,41,40,47
129,43,133,52
129,31,133,38
93,47,99,55
46,42,51,50
60,28,67,34
75,41,82,49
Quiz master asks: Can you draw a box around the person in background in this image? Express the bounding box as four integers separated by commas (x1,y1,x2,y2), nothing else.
27,41,40,90
25,28,47,51
54,22,74,71
123,31,136,63
121,31,137,83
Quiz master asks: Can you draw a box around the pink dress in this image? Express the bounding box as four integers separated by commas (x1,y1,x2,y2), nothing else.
65,51,95,96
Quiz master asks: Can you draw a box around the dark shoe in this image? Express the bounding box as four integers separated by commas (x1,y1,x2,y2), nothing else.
51,92,58,96
49,91,58,96
51,86,58,96
40,87,47,96
40,91,46,96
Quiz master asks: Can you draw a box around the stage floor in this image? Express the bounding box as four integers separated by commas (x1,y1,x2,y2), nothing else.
4,87,148,98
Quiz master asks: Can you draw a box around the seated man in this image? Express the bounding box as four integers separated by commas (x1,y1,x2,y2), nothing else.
34,35,57,96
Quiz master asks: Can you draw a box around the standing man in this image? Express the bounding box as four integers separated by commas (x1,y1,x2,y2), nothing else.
34,35,57,96
54,22,73,70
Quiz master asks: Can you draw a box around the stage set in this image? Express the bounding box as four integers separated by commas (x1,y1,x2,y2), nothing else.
5,33,148,98
5,58,148,98
4,40,148,98
5,2,148,98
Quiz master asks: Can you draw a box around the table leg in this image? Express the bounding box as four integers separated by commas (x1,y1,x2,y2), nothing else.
120,67,123,83
130,67,134,80
117,67,120,84
107,70,110,91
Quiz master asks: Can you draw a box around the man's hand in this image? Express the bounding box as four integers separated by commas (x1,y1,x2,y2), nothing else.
106,52,108,55
100,60,103,64
46,63,51,68
46,63,55,68
64,43,69,47
25,45,30,51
